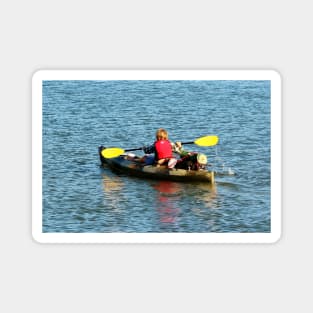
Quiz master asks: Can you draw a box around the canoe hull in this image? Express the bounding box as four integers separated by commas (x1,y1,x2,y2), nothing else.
99,146,214,184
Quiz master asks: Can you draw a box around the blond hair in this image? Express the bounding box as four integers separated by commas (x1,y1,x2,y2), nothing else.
155,128,168,140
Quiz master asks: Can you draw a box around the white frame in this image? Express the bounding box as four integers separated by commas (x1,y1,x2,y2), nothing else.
32,70,281,243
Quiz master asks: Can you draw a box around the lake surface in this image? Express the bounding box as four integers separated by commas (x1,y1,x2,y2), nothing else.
42,79,271,233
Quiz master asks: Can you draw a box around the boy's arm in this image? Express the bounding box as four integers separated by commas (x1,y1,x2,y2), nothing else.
171,142,189,156
143,144,155,154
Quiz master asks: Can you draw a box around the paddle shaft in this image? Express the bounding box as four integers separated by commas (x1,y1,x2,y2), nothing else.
124,147,143,152
124,141,195,153
101,136,218,158
181,141,194,145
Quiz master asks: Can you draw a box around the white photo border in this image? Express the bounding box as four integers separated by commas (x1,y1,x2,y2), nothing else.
32,70,281,244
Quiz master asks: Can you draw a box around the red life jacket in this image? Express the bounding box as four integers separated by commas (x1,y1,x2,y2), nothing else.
155,140,173,160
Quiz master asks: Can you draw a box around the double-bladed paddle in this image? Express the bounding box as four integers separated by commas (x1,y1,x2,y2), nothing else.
101,135,219,159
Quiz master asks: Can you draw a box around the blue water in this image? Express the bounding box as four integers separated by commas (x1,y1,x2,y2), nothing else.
42,80,271,233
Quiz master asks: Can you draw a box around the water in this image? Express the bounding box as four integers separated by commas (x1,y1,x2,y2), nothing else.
42,80,271,233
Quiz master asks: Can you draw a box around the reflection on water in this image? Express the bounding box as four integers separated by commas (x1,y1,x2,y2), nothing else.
190,184,221,232
100,175,222,232
194,183,218,209
101,173,124,213
102,173,124,194
152,181,182,226
150,181,221,232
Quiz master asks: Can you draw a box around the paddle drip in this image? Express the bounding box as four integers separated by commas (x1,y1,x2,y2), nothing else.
211,146,236,176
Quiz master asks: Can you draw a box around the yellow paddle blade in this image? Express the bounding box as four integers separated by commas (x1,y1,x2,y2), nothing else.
101,147,125,159
194,135,219,146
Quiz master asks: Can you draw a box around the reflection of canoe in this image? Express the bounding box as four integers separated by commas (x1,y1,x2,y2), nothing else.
99,146,214,184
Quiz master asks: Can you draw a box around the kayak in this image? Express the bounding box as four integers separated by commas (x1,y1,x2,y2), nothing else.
98,146,215,184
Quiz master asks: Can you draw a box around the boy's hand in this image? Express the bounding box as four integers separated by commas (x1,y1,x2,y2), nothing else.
175,142,182,148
